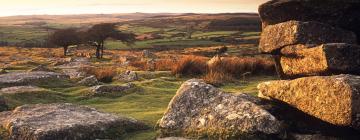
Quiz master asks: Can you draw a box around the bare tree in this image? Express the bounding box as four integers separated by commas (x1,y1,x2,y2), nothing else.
85,23,136,59
49,28,80,56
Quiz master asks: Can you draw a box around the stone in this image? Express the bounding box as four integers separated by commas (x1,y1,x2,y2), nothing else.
0,103,148,140
142,50,156,58
259,21,357,54
157,79,283,139
0,86,47,95
258,0,360,43
279,43,360,77
116,70,139,82
258,74,360,129
0,72,69,88
28,65,54,72
88,83,135,96
77,76,99,86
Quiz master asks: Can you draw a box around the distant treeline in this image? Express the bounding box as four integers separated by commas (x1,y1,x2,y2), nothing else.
207,17,262,31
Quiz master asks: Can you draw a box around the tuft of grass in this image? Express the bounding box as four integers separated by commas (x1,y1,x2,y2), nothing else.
171,55,208,76
81,66,117,83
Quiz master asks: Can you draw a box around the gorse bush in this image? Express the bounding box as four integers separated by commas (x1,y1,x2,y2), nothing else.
81,66,117,83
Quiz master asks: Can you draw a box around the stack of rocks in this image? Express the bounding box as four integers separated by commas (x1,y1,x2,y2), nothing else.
258,0,360,135
258,0,360,78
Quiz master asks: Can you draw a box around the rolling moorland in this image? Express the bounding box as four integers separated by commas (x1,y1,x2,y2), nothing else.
0,13,278,139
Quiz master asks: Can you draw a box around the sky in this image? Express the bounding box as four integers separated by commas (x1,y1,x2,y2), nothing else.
0,0,268,17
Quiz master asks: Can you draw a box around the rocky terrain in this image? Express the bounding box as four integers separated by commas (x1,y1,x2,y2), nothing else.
0,0,360,139
155,0,360,139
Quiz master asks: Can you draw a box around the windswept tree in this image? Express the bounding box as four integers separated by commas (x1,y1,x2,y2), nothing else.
85,23,136,58
49,28,80,56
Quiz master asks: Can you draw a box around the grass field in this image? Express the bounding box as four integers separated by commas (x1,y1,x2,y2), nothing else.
2,70,276,139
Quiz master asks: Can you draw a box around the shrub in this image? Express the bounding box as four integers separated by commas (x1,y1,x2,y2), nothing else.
171,55,208,76
155,59,177,71
81,66,117,83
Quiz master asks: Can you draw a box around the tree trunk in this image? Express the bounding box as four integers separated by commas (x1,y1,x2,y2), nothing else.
96,46,101,59
100,43,104,58
63,46,68,56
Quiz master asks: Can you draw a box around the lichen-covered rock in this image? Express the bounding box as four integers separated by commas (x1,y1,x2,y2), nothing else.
88,83,135,96
279,43,360,77
0,86,47,94
157,79,284,139
28,65,54,72
258,74,360,129
77,75,99,86
116,70,139,82
259,21,357,54
258,0,360,43
0,71,70,88
0,103,148,140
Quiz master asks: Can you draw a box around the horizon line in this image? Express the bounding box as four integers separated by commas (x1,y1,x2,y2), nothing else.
0,12,259,18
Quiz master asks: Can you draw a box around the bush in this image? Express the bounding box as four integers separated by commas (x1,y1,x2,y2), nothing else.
81,66,117,83
154,59,177,71
204,56,275,85
171,55,208,76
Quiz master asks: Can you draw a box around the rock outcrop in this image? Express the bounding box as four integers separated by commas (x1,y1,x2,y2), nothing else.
77,75,99,86
258,74,360,129
88,83,135,96
0,71,69,88
259,20,357,54
0,103,148,140
280,43,360,77
157,79,284,139
258,0,360,43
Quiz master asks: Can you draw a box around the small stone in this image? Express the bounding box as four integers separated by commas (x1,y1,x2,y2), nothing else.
77,76,99,86
88,83,135,96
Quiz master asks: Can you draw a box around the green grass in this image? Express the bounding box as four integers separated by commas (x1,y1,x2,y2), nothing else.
0,72,276,139
192,31,239,38
105,38,223,50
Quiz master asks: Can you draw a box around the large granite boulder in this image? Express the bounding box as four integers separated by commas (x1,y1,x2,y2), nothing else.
0,103,148,140
258,0,360,43
259,21,357,54
280,43,360,77
258,74,360,130
157,79,284,139
0,71,70,88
